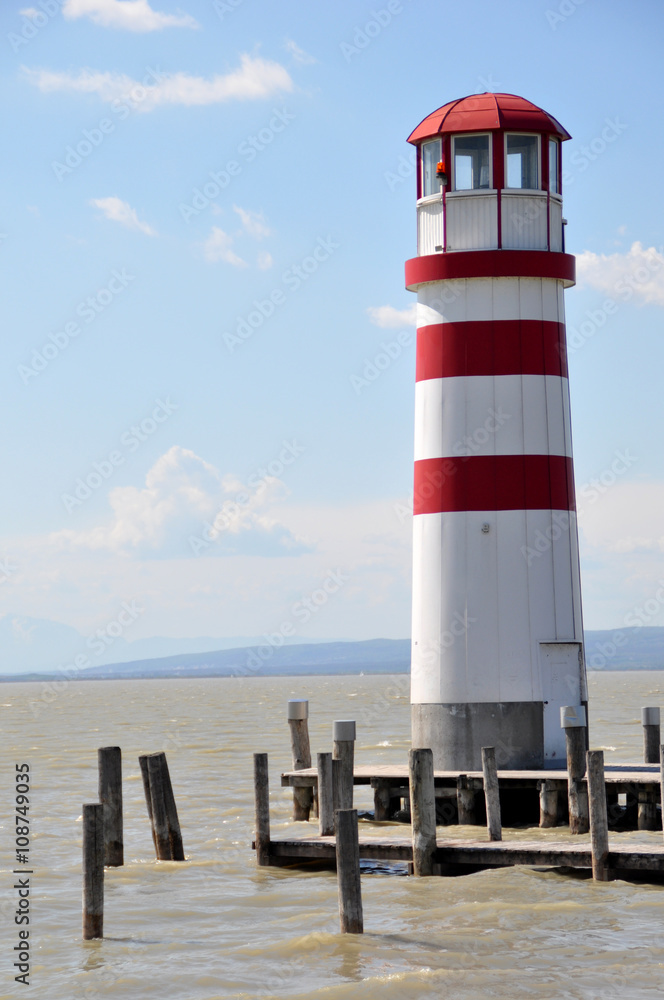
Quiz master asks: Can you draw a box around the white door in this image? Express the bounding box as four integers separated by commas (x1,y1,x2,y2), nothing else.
539,642,583,766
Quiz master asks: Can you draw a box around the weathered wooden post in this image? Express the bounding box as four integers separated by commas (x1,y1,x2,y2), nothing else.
538,779,559,828
333,721,356,810
82,802,104,940
147,753,171,860
160,755,185,860
253,752,271,867
335,809,363,933
409,748,437,875
561,706,589,835
642,707,661,765
288,700,313,821
98,746,123,867
587,749,612,882
481,747,502,841
138,754,157,851
456,774,476,825
317,752,334,837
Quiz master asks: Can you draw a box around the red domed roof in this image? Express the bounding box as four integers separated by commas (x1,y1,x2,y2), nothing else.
408,93,571,144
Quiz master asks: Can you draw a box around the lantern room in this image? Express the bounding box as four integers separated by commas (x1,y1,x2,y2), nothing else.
409,92,570,256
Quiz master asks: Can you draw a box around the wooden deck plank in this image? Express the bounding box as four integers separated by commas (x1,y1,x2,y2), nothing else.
258,833,664,874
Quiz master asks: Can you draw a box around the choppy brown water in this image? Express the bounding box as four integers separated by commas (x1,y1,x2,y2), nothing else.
1,671,664,999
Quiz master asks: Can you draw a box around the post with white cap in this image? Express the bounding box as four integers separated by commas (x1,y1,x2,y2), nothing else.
561,706,589,835
287,700,313,821
333,721,356,811
642,707,661,765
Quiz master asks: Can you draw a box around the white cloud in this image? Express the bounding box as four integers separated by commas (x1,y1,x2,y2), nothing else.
203,227,245,266
284,39,316,65
53,446,312,559
22,55,293,112
90,196,156,235
257,251,273,270
62,0,198,31
576,242,664,307
366,304,418,328
233,205,271,240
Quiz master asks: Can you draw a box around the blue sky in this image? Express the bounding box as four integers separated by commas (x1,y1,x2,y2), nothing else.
1,0,663,646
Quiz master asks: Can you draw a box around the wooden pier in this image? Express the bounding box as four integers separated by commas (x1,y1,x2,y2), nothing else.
281,762,663,829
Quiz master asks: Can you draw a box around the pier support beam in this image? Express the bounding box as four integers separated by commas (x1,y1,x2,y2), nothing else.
456,774,476,825
288,700,313,822
587,750,612,882
481,747,502,841
317,752,334,837
538,779,559,828
409,748,437,875
562,706,589,835
642,707,661,765
253,753,271,867
335,809,363,933
333,721,355,811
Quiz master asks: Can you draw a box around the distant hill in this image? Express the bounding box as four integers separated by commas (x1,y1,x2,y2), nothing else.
1,617,664,682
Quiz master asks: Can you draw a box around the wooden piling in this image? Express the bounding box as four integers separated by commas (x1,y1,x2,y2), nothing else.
82,802,104,940
642,707,661,765
98,746,123,867
587,749,612,882
138,754,157,852
317,752,334,837
456,774,476,825
372,778,392,822
335,809,363,933
538,779,558,828
253,752,271,867
332,721,355,810
288,700,313,822
409,748,437,875
638,787,658,831
561,706,589,835
147,753,171,860
481,747,502,841
160,755,185,860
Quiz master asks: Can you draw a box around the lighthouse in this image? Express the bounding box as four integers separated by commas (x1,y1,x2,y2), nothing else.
406,93,587,770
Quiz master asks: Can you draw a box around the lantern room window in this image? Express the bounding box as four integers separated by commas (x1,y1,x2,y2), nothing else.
549,138,560,194
421,139,442,197
452,134,490,190
506,133,539,189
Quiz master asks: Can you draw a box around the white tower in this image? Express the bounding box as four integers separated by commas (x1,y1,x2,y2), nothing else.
406,93,587,770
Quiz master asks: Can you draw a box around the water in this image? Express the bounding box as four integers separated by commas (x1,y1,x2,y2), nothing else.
1,671,664,998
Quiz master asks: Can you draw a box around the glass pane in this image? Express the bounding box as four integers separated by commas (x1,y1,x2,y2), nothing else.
506,134,539,189
453,134,489,190
549,138,559,194
422,140,441,197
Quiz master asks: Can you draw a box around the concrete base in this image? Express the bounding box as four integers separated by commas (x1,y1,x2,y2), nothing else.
412,702,544,771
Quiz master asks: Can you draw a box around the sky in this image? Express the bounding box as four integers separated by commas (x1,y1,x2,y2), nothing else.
1,0,663,651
